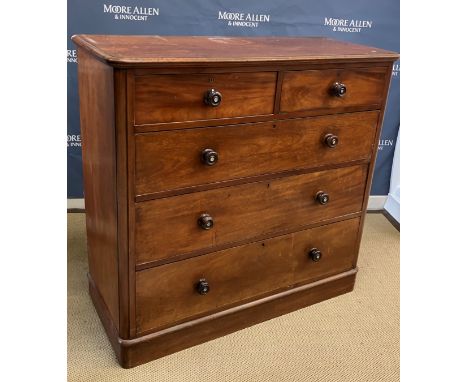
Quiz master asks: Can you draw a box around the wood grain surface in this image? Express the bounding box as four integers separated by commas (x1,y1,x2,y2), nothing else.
280,67,388,113
135,218,359,334
134,72,277,125
76,48,120,328
89,266,356,368
134,111,379,196
135,165,367,265
71,35,399,67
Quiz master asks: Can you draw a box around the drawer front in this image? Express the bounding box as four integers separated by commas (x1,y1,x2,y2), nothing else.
134,72,277,125
136,218,360,334
135,111,378,197
280,67,388,113
135,165,367,265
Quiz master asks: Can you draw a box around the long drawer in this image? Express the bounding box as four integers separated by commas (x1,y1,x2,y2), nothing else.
135,218,360,334
135,165,367,266
134,111,379,197
133,72,277,125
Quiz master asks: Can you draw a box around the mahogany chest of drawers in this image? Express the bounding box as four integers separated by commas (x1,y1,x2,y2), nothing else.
72,35,398,368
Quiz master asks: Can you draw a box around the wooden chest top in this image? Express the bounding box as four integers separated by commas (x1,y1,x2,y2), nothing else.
71,35,398,67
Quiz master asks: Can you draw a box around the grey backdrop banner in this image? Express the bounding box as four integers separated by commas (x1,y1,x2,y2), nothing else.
67,0,400,198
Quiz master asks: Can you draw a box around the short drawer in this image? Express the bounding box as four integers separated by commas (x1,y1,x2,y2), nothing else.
280,67,388,113
136,218,360,334
135,111,379,197
135,165,367,265
133,72,277,125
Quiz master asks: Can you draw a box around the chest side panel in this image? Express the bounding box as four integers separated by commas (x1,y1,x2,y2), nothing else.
77,48,119,329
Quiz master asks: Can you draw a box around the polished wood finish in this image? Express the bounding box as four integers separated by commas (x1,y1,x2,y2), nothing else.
352,65,394,268
71,35,398,67
280,67,388,113
134,111,379,197
134,72,276,125
76,48,120,328
92,267,357,368
136,218,359,334
73,34,398,368
134,161,370,203
135,212,363,270
114,69,131,339
132,104,384,133
88,273,123,362
135,165,367,265
291,218,360,284
125,71,138,338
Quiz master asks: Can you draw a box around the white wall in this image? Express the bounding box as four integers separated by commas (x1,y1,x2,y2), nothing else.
384,129,400,222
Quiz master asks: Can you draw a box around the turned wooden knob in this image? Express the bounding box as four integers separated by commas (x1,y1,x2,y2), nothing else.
198,213,214,230
201,148,218,166
323,134,339,148
315,191,330,205
331,82,346,97
204,89,222,107
308,248,322,262
196,279,210,295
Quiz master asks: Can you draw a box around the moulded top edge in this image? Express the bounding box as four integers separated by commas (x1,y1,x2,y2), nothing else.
71,34,399,67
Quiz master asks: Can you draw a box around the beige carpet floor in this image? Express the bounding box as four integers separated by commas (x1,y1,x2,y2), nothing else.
68,213,399,382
